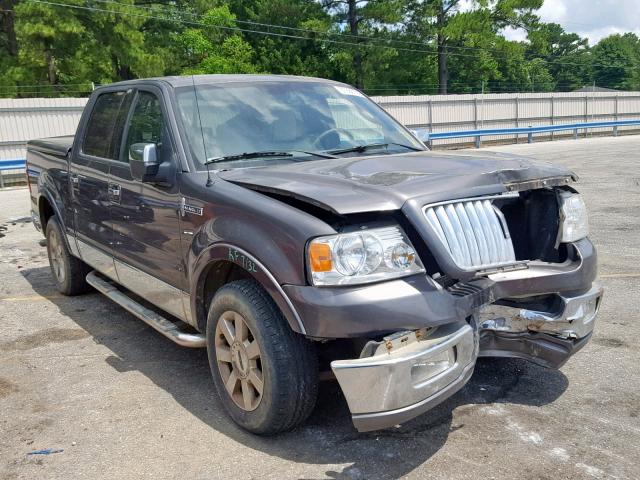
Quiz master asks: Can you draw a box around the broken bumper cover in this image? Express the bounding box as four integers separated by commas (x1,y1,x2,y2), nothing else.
330,284,602,432
479,284,603,368
331,323,476,432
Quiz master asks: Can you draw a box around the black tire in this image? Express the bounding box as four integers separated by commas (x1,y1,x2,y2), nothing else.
45,216,92,296
206,279,318,434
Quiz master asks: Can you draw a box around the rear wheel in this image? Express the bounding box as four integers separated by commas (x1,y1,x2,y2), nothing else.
206,279,318,434
45,216,91,295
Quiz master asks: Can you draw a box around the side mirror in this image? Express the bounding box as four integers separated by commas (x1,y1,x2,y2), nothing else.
129,143,159,181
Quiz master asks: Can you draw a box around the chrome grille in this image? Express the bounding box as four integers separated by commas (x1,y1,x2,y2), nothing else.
423,194,517,270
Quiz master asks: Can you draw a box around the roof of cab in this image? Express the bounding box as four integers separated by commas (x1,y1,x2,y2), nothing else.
97,74,346,90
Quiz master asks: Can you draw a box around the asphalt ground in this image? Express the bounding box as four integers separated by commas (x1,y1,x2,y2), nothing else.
0,135,639,479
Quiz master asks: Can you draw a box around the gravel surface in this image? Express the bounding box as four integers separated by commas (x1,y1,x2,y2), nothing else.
0,135,638,479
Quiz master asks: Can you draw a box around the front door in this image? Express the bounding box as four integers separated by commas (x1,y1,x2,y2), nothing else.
109,88,189,321
70,89,132,279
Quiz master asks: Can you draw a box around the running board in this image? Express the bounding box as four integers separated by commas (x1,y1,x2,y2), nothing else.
86,271,206,348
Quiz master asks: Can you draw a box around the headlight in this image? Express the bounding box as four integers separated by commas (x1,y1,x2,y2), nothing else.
308,226,425,286
559,191,589,243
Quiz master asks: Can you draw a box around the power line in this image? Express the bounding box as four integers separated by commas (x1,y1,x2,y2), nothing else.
87,0,603,63
87,0,520,56
22,0,640,71
11,0,616,71
26,0,466,57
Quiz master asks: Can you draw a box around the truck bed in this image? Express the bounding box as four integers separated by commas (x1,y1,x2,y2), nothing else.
27,135,74,158
26,135,75,229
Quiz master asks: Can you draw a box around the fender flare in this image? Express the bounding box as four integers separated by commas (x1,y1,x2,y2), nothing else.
38,188,75,254
190,243,307,335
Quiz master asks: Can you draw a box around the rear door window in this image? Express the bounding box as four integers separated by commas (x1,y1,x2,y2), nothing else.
82,91,132,159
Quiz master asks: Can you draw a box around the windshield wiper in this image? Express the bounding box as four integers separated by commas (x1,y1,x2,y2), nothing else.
327,142,422,155
289,150,339,159
205,149,338,165
205,151,293,165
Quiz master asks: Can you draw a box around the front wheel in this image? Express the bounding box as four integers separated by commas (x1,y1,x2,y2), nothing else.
206,279,318,434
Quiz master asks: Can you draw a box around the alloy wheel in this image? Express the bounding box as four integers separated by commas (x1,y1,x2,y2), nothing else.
48,228,66,284
215,310,264,411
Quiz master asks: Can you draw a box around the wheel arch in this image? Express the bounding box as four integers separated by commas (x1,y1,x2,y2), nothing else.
191,243,306,335
38,194,56,230
38,191,75,254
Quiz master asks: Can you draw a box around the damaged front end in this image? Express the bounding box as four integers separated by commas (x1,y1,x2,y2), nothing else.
479,284,603,368
330,282,602,432
312,180,603,432
331,323,477,432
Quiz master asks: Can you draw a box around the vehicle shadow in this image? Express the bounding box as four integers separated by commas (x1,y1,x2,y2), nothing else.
21,266,569,480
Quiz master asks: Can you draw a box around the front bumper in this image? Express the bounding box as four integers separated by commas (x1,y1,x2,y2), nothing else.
326,259,603,431
331,322,476,432
479,283,603,368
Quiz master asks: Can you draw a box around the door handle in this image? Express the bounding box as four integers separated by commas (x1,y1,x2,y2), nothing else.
71,173,85,190
108,183,122,203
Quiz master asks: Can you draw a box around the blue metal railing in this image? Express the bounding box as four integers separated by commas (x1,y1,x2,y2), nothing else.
0,159,26,171
419,119,640,147
0,159,27,188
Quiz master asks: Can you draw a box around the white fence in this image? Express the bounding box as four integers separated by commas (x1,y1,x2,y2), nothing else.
2,91,640,161
372,91,640,145
0,97,87,162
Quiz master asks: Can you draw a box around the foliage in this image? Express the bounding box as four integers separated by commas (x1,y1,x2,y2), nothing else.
591,33,640,90
177,5,257,74
1,0,640,97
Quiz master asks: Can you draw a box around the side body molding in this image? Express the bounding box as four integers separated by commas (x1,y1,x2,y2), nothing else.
190,243,306,335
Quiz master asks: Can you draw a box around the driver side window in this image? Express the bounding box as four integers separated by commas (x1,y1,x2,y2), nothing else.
123,91,168,163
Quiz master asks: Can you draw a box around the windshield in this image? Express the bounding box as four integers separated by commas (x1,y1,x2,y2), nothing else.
175,80,424,169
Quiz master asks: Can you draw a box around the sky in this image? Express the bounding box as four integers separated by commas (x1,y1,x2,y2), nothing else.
502,0,640,45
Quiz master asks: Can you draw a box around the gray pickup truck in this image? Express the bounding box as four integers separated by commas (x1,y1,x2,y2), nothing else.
26,74,602,434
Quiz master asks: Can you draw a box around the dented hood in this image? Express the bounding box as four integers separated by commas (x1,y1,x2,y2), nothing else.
217,150,575,214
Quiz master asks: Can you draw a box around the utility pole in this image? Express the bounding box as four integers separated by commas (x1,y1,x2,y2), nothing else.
437,1,448,94
347,0,364,90
481,81,485,129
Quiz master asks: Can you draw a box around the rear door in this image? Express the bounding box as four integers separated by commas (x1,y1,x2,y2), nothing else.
70,89,132,278
108,87,189,321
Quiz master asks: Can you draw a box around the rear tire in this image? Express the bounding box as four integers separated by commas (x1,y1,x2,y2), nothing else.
206,279,318,434
45,216,91,296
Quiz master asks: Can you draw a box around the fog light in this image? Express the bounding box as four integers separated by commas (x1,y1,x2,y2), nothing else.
411,348,455,384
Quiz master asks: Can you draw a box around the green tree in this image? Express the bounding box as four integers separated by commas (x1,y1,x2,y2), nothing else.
0,0,17,57
407,0,543,93
591,33,640,90
478,37,554,93
14,0,85,86
229,0,333,77
177,5,257,74
9,0,165,94
526,22,591,90
320,0,404,89
2,0,640,99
